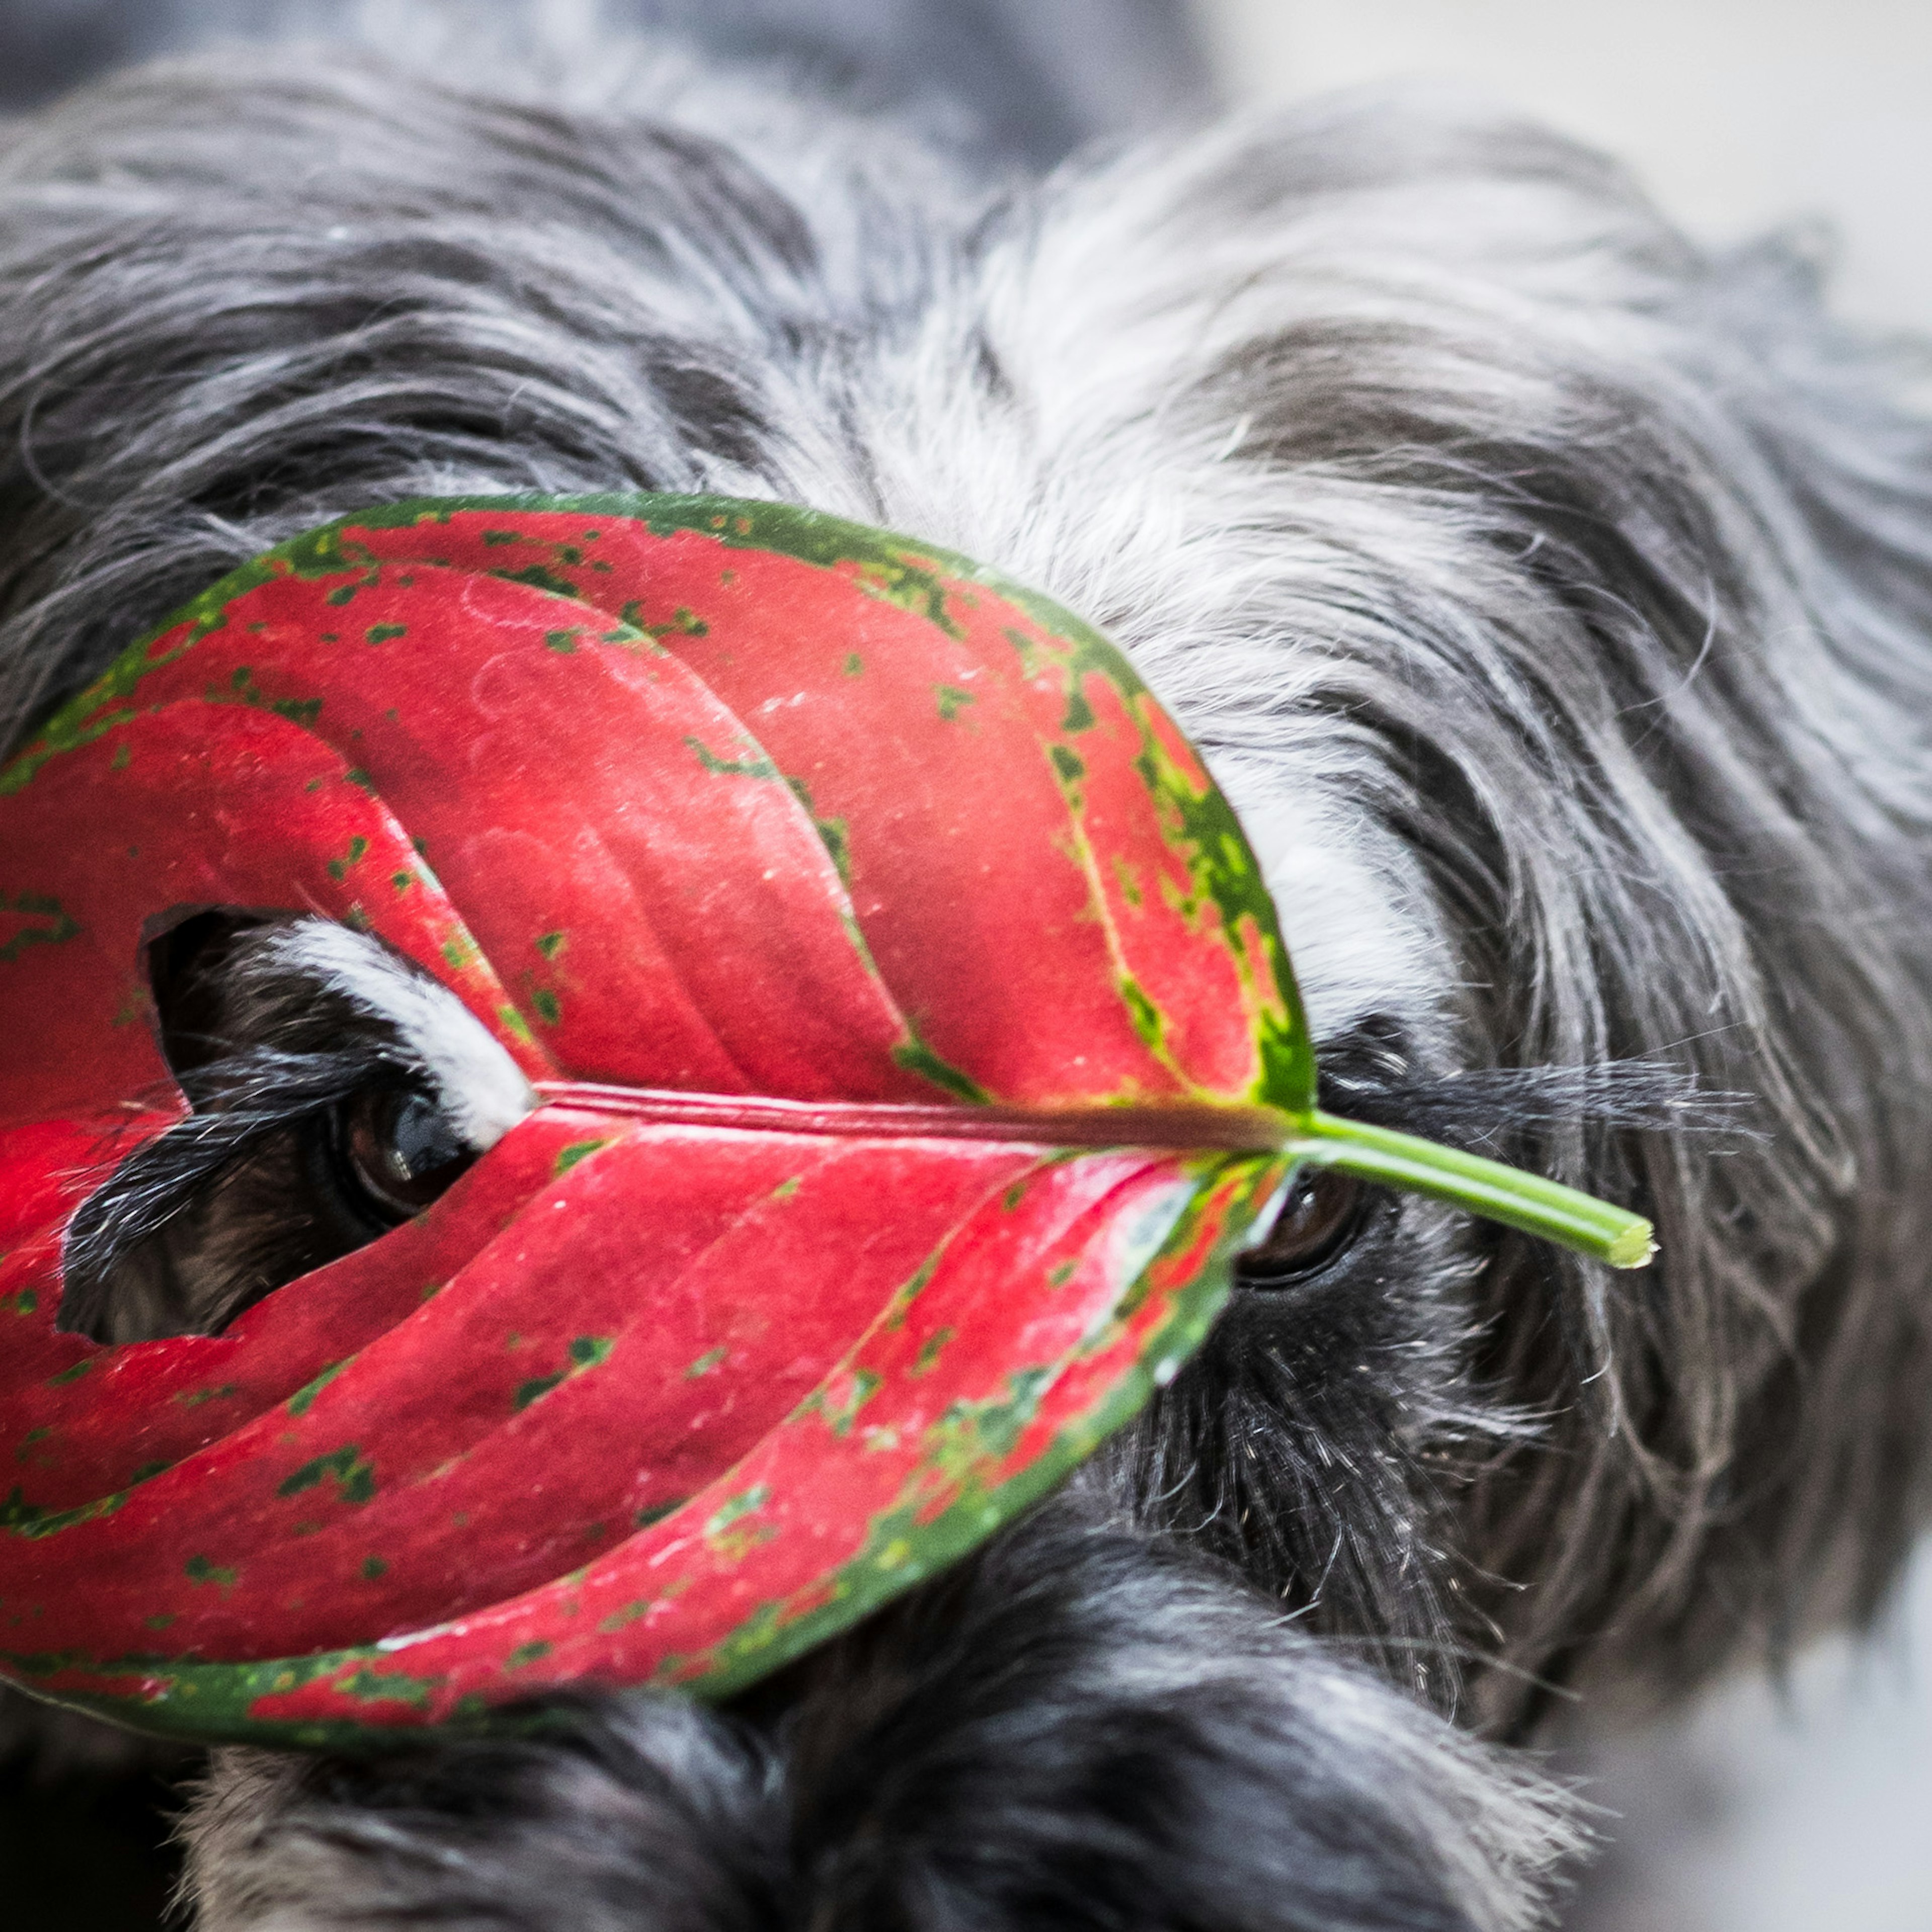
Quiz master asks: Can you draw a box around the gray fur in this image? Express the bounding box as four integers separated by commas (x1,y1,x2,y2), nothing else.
0,0,1213,158
181,1507,1584,1932
0,18,1927,1928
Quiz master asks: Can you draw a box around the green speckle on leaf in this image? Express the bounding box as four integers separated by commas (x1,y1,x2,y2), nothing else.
343,767,375,792
364,623,407,644
325,835,370,881
554,1139,608,1177
276,1445,376,1507
1119,976,1166,1052
935,1364,1057,1464
287,1360,349,1417
534,930,567,960
532,988,561,1026
331,1666,441,1709
512,1372,564,1411
0,1480,128,1538
842,651,864,675
784,776,852,888
599,1598,654,1633
497,563,579,599
0,892,83,966
638,604,709,640
936,683,976,721
228,663,327,728
506,1641,552,1670
174,1384,238,1409
543,629,579,653
360,1555,388,1581
185,1554,238,1588
685,735,777,780
892,1033,990,1104
46,1359,92,1386
1050,744,1086,784
685,1346,728,1379
802,1369,881,1438
911,1326,955,1376
704,1484,771,1542
771,1176,801,1202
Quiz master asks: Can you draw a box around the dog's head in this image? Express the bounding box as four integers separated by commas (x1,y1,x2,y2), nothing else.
0,22,1925,1860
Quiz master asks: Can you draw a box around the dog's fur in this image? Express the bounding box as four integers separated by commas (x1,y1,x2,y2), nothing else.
4,12,1932,1928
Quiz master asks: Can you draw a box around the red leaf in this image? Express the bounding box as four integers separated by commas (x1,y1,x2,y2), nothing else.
0,496,1646,1744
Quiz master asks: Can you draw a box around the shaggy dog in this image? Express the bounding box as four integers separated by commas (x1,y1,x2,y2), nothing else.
5,11,1932,1929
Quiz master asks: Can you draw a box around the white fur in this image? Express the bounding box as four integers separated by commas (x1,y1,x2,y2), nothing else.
257,919,536,1149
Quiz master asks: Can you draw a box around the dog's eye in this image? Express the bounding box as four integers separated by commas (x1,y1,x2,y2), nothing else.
57,908,523,1344
1237,1170,1370,1286
338,1084,477,1221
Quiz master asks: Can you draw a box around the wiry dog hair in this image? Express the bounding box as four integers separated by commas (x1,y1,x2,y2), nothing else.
2,19,1931,1930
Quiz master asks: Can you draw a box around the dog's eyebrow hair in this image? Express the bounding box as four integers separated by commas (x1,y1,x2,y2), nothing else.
243,919,535,1150
1317,1042,1743,1160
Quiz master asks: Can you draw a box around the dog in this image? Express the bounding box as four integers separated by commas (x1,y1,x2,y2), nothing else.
3,9,1930,1928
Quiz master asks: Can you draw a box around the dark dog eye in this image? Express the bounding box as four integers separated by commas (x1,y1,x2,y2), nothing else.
1237,1169,1370,1286
57,909,500,1343
339,1085,477,1221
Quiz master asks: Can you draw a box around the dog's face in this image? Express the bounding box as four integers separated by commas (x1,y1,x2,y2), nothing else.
2,41,1928,1932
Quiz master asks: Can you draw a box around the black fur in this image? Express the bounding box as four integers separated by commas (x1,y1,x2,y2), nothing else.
183,1506,1575,1931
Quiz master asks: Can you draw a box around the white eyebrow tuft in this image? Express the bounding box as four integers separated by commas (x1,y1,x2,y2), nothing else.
250,918,537,1150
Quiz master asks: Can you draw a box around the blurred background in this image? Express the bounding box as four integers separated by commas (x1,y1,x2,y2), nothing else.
1203,0,1932,329
0,4,1927,1927
1195,10,1932,1926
